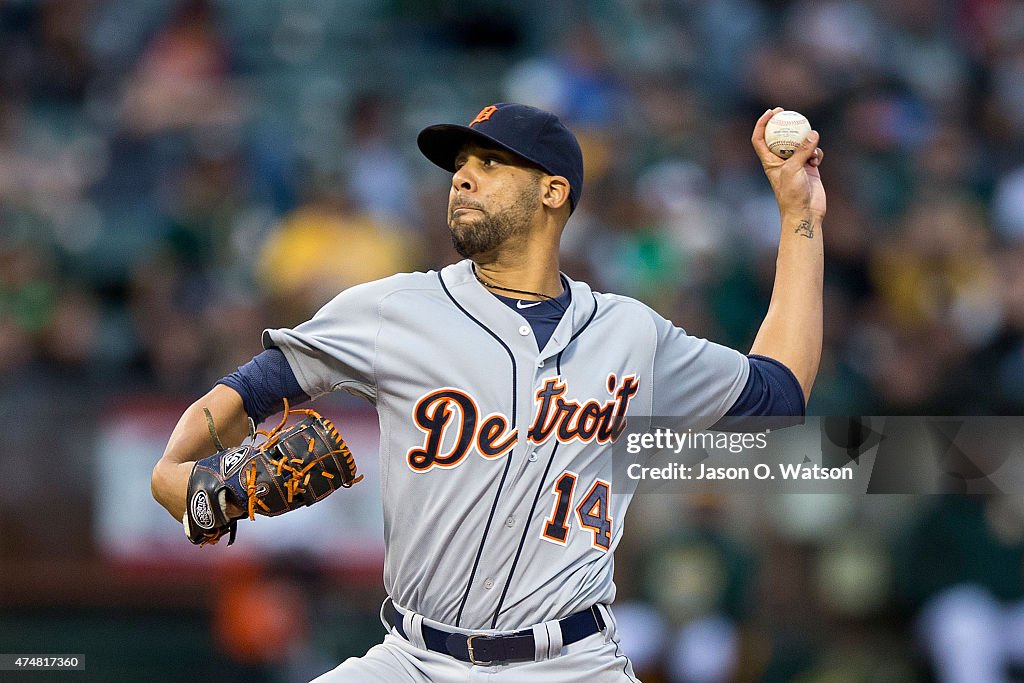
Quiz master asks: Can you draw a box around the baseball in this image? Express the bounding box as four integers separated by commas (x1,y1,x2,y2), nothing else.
764,110,812,159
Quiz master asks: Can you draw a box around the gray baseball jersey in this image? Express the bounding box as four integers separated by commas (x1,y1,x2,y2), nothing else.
264,258,747,631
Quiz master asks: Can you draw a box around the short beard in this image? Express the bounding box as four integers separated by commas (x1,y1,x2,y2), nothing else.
448,181,540,258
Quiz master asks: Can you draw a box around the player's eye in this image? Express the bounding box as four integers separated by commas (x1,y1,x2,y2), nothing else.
483,156,500,167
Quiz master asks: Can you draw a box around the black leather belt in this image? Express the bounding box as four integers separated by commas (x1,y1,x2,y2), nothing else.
383,599,606,665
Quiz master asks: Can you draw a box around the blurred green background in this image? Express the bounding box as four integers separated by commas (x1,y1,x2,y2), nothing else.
4,0,1024,681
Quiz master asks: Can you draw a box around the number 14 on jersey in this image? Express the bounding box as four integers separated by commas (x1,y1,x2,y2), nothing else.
542,471,612,550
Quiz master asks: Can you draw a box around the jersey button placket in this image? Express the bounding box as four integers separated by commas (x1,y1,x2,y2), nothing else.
518,325,530,336
483,578,495,590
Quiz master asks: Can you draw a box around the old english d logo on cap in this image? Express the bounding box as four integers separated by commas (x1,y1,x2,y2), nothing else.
469,105,498,127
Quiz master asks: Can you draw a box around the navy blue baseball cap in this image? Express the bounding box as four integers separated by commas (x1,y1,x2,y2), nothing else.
417,103,584,212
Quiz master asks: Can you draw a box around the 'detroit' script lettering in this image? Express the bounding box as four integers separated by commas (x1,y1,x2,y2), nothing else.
406,374,639,472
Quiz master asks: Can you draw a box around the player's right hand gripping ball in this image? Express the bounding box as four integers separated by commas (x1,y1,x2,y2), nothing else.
183,401,363,546
764,110,812,159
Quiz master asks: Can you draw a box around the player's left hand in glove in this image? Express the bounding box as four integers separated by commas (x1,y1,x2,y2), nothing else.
182,401,362,546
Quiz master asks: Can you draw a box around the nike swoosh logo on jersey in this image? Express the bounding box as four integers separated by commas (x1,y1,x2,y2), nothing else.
516,300,543,309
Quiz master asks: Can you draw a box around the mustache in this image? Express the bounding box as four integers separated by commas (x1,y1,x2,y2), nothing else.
449,197,485,212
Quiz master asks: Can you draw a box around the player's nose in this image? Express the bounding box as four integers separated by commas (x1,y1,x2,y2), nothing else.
451,164,476,193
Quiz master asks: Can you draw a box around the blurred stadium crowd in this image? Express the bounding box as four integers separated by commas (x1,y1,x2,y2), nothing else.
4,0,1024,681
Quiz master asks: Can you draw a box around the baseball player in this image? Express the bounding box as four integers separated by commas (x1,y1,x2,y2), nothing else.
152,103,825,681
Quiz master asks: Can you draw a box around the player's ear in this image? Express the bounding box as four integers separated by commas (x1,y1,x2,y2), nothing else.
541,175,571,211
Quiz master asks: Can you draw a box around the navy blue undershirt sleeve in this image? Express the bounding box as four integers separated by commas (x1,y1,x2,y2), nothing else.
712,354,805,430
217,347,310,424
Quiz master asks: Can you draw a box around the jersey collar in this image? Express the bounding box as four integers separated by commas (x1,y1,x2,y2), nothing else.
439,259,596,357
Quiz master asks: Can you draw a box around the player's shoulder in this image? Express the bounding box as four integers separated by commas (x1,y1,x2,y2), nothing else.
591,290,653,309
329,268,443,301
588,289,695,338
592,290,663,317
304,269,444,320
583,290,668,335
364,268,444,294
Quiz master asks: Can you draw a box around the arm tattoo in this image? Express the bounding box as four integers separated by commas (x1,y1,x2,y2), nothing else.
794,220,815,239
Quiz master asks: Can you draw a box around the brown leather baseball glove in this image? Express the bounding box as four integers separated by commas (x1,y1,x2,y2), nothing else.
183,401,362,546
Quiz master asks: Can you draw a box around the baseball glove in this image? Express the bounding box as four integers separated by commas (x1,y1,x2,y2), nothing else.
183,400,362,546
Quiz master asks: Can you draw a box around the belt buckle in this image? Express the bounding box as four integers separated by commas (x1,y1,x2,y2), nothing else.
466,634,492,665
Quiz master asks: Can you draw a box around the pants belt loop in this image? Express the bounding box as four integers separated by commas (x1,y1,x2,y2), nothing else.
403,609,427,650
547,616,565,659
530,622,550,662
593,604,610,639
